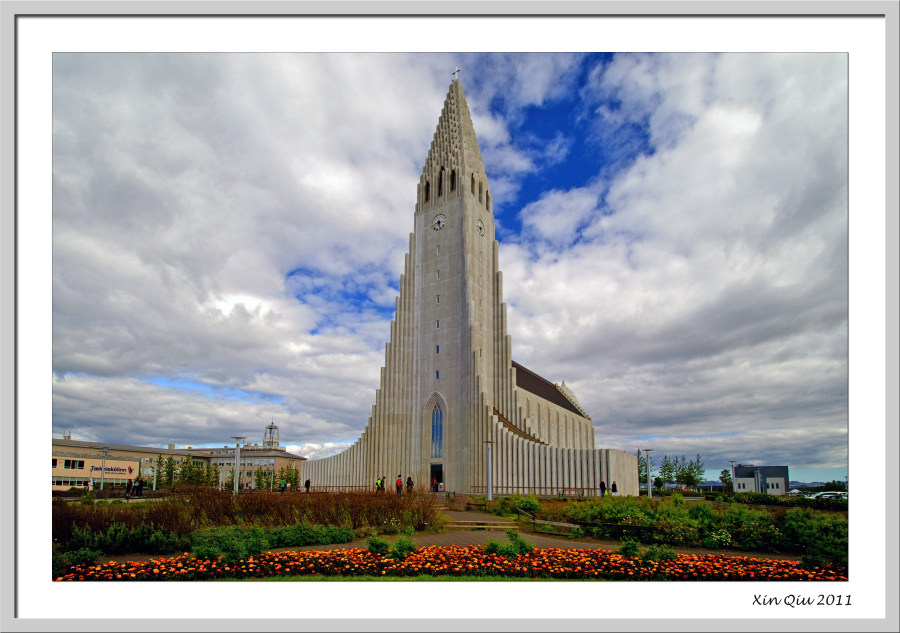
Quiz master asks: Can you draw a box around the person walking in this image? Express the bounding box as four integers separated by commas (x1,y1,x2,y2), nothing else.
396,475,403,496
600,480,607,497
305,478,311,493
611,481,618,496
375,477,382,493
431,477,437,492
406,476,414,494
125,478,133,499
280,478,287,493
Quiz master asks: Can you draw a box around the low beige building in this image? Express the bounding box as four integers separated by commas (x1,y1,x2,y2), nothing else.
51,424,306,491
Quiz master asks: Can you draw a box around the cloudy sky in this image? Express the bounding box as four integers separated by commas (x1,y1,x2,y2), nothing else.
51,52,848,482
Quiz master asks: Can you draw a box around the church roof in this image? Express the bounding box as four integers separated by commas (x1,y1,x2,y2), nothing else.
511,360,587,418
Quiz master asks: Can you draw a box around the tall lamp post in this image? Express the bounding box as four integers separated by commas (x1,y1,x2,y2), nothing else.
100,446,109,491
641,449,653,499
484,441,493,501
231,437,245,495
729,460,736,494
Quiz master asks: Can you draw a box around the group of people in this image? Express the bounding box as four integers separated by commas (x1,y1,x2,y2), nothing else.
599,480,618,497
375,476,414,495
125,477,145,498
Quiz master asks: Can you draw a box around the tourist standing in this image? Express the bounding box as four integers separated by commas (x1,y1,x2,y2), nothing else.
280,478,287,492
125,478,133,498
600,480,606,497
305,478,311,493
611,481,618,496
396,476,403,496
406,476,414,494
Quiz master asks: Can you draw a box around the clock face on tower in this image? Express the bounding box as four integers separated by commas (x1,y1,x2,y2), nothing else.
431,214,446,231
477,220,485,236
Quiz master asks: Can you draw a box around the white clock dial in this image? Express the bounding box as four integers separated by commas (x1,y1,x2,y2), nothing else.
432,214,446,230
477,220,485,236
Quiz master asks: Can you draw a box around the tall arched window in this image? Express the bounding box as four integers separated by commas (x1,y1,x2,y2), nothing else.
431,402,443,458
424,181,430,202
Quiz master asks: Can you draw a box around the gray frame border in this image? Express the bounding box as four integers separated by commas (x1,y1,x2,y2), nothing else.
1,2,896,632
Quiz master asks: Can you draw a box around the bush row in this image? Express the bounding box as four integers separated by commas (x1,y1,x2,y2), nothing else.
705,492,848,511
53,488,441,545
490,493,847,568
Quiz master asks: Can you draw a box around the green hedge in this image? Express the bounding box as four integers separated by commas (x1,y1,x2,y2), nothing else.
705,492,847,511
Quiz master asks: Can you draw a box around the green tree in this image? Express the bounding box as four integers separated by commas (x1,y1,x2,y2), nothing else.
154,454,164,489
163,455,176,488
204,461,220,487
255,467,275,490
685,454,705,489
719,468,733,493
658,455,675,488
673,455,688,488
286,464,300,488
637,451,655,484
653,476,664,490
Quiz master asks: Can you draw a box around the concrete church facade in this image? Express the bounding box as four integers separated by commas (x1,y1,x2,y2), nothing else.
303,79,638,496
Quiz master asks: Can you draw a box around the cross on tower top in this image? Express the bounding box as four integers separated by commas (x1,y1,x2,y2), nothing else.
452,67,461,81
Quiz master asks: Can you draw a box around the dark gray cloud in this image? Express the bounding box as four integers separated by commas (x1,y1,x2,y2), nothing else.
52,53,848,478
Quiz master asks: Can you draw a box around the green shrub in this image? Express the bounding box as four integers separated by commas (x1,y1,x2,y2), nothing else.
618,539,641,557
399,526,415,536
701,529,734,550
78,491,96,506
781,508,848,568
389,535,418,561
366,535,391,556
640,544,676,562
484,531,534,558
52,543,69,578
191,545,220,560
62,547,103,566
688,502,719,526
672,493,685,507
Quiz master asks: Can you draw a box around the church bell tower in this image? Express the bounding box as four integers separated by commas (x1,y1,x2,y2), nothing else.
413,77,497,491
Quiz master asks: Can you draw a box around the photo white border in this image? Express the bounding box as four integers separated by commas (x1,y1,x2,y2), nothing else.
4,4,896,632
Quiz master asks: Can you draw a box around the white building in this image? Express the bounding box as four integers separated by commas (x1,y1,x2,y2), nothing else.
302,78,638,496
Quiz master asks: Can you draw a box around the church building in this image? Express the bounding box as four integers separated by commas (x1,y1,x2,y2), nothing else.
302,78,638,496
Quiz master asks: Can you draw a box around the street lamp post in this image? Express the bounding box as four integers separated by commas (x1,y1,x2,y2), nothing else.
729,460,736,494
100,446,109,491
641,449,654,499
231,437,245,495
484,441,493,501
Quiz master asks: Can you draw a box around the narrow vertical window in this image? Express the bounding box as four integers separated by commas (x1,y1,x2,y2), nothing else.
438,169,443,197
471,174,476,194
437,270,440,279
431,402,443,458
436,320,440,329
479,181,483,203
436,371,440,379
424,181,430,202
486,192,491,210
436,295,440,303
450,169,456,191
436,245,440,255
436,345,440,354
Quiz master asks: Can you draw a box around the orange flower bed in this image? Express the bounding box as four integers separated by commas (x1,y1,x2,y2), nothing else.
54,545,847,582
